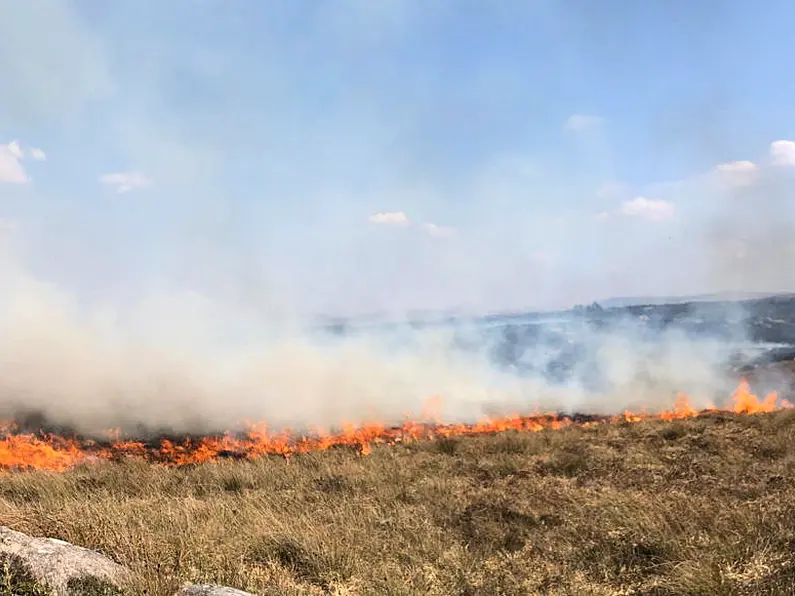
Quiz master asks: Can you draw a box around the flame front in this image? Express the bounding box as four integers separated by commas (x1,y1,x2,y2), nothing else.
0,379,790,472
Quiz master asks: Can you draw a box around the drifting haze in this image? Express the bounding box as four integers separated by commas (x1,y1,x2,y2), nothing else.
0,2,793,434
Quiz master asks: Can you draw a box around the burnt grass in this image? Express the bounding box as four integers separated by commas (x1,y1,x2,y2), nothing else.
0,413,795,594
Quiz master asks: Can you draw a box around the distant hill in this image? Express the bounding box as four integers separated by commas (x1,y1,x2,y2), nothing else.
313,292,795,331
599,292,789,309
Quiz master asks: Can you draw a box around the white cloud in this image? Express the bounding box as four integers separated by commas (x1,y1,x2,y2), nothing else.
770,140,795,167
98,171,153,193
6,140,23,159
368,211,409,225
29,148,46,162
619,197,675,221
564,114,604,132
713,160,758,187
422,222,456,238
595,211,610,222
0,142,29,184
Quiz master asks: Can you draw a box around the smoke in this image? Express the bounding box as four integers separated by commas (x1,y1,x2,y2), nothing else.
0,225,754,438
701,162,795,295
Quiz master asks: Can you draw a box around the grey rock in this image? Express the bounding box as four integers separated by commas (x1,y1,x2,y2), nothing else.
0,526,128,595
176,585,257,596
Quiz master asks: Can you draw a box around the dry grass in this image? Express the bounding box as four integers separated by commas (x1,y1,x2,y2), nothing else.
1,411,795,595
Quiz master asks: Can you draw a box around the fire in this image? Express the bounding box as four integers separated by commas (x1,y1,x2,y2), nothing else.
730,378,779,413
0,379,790,473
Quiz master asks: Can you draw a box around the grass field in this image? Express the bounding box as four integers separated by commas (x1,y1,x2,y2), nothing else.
1,410,794,595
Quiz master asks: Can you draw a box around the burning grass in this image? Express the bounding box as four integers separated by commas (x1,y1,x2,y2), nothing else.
0,379,789,473
0,383,793,593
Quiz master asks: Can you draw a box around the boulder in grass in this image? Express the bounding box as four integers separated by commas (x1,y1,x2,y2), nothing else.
175,585,258,596
0,526,128,595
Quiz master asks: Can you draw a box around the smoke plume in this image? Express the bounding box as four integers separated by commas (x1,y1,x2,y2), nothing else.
0,227,757,438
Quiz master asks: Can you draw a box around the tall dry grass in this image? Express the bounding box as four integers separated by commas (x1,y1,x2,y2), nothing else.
1,411,794,595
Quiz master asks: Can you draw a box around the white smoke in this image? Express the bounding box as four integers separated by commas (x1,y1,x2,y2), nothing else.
0,231,750,438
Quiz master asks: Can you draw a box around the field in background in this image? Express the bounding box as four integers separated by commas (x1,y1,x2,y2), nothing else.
0,409,793,595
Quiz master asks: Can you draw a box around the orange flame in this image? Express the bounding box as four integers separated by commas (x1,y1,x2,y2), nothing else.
0,379,790,472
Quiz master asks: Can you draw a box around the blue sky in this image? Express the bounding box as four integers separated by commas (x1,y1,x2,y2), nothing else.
2,1,795,317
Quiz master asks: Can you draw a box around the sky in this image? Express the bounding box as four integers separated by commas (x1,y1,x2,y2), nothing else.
2,1,795,319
